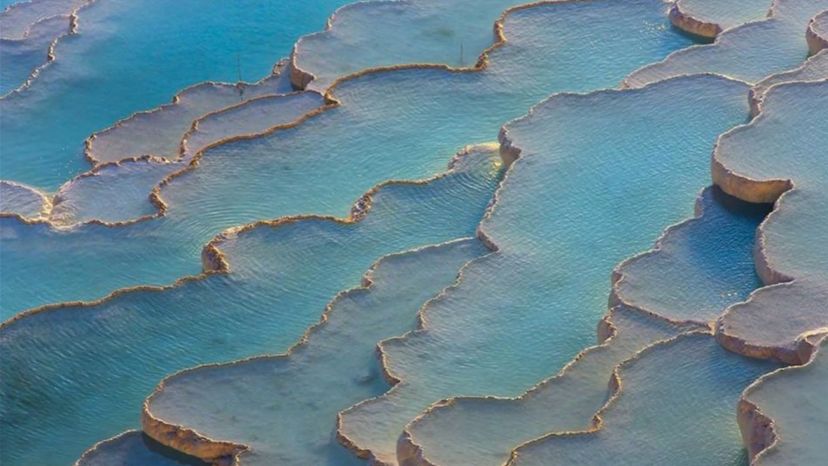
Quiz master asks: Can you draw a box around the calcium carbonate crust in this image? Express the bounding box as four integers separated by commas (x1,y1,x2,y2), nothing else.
1,141,488,327
736,333,827,464
394,78,744,465
622,0,828,89
503,331,716,465
0,0,98,98
806,10,828,54
8,1,820,465
713,80,828,365
138,237,479,466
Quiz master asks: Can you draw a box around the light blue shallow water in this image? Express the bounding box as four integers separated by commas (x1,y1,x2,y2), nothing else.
511,333,779,466
0,0,349,189
337,74,753,462
2,0,705,463
143,238,490,465
674,0,773,31
743,338,828,465
626,0,828,87
0,149,501,466
76,431,206,466
0,0,695,316
1,0,810,464
614,187,771,324
0,14,64,96
401,187,771,466
293,0,523,90
715,80,828,363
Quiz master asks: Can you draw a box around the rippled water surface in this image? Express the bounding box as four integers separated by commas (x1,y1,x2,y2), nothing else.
0,148,501,464
0,0,349,188
1,0,824,465
2,0,694,315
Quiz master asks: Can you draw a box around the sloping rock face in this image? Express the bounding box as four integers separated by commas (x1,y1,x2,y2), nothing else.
626,0,828,87
714,80,828,365
340,74,751,465
5,1,828,465
807,10,828,54
508,333,778,466
668,0,772,39
738,336,828,464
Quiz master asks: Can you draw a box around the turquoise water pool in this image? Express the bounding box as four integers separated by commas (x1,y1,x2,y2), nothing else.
0,0,350,188
1,0,824,465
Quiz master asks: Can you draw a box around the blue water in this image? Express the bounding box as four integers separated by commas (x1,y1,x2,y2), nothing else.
715,80,828,363
1,0,694,314
0,0,349,188
743,338,828,465
0,149,501,465
76,431,206,466
0,15,63,96
512,333,779,465
674,0,773,31
401,187,771,466
338,74,753,462
1,0,811,465
144,238,489,465
626,0,828,87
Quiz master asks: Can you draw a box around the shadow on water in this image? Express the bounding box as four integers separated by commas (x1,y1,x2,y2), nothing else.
670,24,717,44
140,433,209,466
